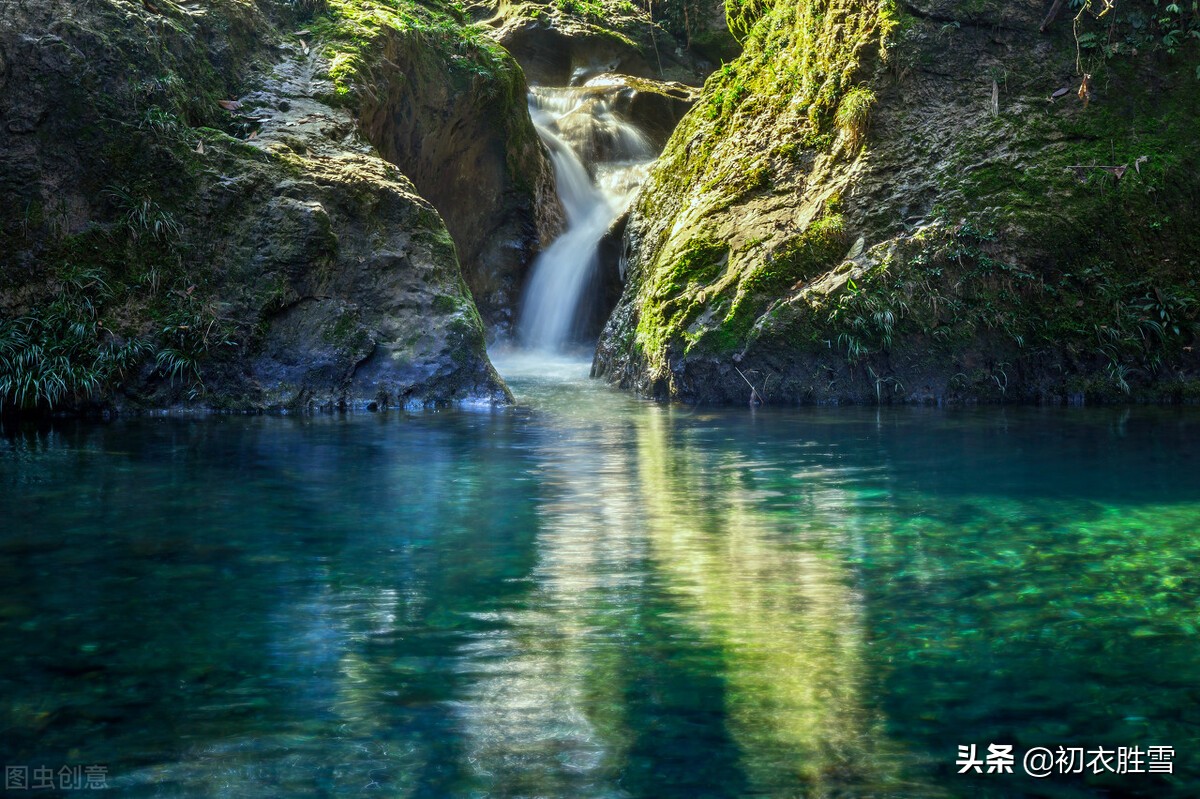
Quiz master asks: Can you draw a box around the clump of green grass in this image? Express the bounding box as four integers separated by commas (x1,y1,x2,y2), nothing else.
835,86,874,150
0,266,149,411
104,185,182,243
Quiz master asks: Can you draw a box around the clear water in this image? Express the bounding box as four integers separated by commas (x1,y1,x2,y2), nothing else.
2,356,1198,798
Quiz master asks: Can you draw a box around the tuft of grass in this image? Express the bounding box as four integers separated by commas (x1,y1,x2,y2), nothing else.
103,185,182,243
0,266,150,411
153,306,239,399
835,86,874,150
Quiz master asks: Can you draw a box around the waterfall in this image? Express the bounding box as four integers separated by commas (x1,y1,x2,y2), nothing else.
518,79,655,352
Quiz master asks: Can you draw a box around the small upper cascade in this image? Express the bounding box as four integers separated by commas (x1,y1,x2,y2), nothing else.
517,78,655,352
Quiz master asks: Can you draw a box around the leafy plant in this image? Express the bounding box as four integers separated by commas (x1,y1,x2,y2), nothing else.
1137,288,1194,337
0,266,149,411
1072,0,1200,67
104,185,182,243
1107,360,1134,394
153,306,238,398
835,86,875,149
140,106,186,141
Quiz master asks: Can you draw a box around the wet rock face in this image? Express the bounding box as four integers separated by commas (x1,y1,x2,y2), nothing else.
490,17,653,86
546,75,696,157
476,0,720,87
354,31,561,339
226,63,511,409
0,0,511,412
595,0,1200,405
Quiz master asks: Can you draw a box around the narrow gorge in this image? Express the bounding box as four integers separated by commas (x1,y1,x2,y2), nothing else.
3,5,1200,798
519,81,656,351
1,0,1198,414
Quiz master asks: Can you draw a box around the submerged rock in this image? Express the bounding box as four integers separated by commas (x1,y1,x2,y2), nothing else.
595,0,1200,404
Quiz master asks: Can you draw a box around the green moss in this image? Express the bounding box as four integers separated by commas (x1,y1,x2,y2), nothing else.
432,294,459,314
726,0,775,43
633,234,731,372
835,86,874,148
650,235,730,299
744,214,847,298
752,215,1200,381
620,0,888,378
699,212,847,356
312,0,513,101
636,0,886,250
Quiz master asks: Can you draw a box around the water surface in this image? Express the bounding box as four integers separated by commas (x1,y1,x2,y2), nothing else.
1,357,1198,797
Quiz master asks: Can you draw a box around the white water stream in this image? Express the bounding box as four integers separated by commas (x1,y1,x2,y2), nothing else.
517,79,656,351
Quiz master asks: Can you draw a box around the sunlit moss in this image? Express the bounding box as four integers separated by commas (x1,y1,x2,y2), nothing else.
835,85,874,149
312,0,511,100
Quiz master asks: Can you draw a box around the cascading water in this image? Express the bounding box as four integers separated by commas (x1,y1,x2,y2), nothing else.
517,78,656,352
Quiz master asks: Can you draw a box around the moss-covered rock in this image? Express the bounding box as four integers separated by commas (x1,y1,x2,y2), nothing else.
595,0,1200,404
0,0,515,413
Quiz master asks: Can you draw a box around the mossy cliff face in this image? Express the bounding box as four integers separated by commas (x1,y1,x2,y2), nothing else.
595,0,1200,404
0,0,530,412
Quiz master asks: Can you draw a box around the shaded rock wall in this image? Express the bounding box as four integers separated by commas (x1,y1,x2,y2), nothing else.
329,9,563,336
0,0,521,412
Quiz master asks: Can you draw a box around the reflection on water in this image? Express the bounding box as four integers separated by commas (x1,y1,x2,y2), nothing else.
1,363,1198,797
634,409,914,797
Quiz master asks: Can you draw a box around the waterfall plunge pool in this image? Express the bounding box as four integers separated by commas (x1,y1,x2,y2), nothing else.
2,359,1199,798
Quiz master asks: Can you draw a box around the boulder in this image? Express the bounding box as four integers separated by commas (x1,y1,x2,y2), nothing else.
0,0,520,413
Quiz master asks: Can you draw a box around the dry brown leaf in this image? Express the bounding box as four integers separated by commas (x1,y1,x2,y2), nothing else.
217,99,242,111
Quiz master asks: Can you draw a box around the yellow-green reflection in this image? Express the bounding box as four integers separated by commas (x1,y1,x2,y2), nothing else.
633,408,927,796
